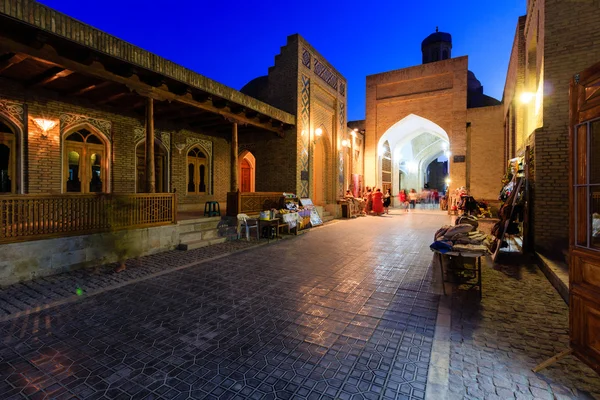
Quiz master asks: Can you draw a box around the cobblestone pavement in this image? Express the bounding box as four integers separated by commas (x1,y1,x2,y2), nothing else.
0,240,270,320
449,253,600,399
0,212,443,399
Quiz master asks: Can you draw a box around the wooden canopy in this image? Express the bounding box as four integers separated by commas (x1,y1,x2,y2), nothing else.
0,2,295,137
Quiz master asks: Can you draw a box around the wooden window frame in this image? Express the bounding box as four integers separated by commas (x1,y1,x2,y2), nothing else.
63,131,107,194
574,117,600,251
186,147,208,195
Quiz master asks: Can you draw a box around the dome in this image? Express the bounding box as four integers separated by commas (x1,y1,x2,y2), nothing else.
421,30,452,51
240,75,269,102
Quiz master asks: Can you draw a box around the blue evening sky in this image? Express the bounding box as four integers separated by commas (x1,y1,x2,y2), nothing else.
39,0,525,121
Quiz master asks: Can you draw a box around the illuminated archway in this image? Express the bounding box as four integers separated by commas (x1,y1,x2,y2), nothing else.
377,114,449,197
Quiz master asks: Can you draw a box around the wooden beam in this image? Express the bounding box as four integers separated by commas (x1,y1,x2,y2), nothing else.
68,81,112,96
97,92,128,105
0,38,286,134
0,53,27,74
26,66,73,87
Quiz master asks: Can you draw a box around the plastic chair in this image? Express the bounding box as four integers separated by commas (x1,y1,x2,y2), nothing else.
237,214,259,241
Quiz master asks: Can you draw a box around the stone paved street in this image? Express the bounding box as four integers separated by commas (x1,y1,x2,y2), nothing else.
0,212,443,400
449,254,600,399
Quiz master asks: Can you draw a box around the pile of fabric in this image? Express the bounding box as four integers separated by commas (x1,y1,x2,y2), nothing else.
430,221,492,254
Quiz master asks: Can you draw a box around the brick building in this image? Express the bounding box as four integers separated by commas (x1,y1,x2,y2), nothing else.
0,1,359,284
356,29,505,204
503,0,600,260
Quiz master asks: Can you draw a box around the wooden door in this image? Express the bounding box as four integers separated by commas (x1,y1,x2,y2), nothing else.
240,158,251,192
569,60,600,375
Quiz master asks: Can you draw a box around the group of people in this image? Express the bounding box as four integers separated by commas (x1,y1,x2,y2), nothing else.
397,188,440,211
344,186,443,215
345,187,392,216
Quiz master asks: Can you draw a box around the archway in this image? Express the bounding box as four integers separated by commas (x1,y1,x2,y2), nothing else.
238,150,255,192
377,114,450,197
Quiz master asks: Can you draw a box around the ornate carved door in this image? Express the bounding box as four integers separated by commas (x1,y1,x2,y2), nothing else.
570,60,600,375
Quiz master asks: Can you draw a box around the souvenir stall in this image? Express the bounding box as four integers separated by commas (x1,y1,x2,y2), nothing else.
430,216,493,298
275,194,313,234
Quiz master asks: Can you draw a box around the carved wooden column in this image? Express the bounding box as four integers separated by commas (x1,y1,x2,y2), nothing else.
145,98,156,193
231,122,239,192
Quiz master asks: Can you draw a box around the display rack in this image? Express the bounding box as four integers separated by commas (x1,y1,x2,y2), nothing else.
492,154,528,262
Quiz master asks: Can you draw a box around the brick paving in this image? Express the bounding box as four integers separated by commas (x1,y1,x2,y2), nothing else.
0,212,443,399
448,253,600,399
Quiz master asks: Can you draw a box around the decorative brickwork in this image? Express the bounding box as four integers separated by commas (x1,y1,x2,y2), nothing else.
186,137,213,158
0,99,24,128
339,82,345,96
299,75,310,198
133,128,171,149
313,58,338,91
302,48,311,69
338,102,346,198
60,113,112,141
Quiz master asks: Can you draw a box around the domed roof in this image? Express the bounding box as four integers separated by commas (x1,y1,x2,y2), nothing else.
240,75,269,102
421,29,452,50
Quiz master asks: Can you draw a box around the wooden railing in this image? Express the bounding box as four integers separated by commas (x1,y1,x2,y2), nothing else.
226,191,283,217
0,193,177,243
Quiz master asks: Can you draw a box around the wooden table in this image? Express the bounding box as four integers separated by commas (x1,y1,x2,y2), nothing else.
258,218,280,242
432,249,486,299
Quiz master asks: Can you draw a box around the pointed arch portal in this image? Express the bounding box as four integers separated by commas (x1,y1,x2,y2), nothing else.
377,114,450,198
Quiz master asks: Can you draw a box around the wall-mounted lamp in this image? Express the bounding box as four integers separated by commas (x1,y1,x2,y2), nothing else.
520,92,535,104
313,127,323,145
341,139,351,148
175,143,186,154
33,118,57,138
445,177,452,186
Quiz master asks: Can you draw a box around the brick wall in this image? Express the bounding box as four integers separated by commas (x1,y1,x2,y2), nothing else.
0,78,230,210
533,0,600,257
467,105,505,200
365,57,469,190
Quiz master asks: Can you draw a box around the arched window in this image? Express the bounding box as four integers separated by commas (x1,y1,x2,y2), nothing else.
187,147,207,195
136,141,168,193
0,120,16,194
63,128,107,193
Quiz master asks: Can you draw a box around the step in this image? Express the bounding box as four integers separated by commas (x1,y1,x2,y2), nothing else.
179,228,220,242
178,237,227,251
177,218,222,233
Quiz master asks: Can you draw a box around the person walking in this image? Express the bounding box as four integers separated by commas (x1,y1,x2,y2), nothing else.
408,188,418,210
399,189,409,212
383,188,391,214
372,188,384,216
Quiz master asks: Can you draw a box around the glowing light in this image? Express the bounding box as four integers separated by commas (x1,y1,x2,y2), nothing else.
76,288,83,296
350,131,357,137
341,139,350,148
33,118,57,133
445,177,451,185
353,128,358,132
520,92,535,104
315,128,323,137
407,161,418,173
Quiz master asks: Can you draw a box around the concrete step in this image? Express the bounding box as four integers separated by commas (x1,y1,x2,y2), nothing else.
177,217,222,233
178,237,227,251
322,215,335,223
179,229,219,243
